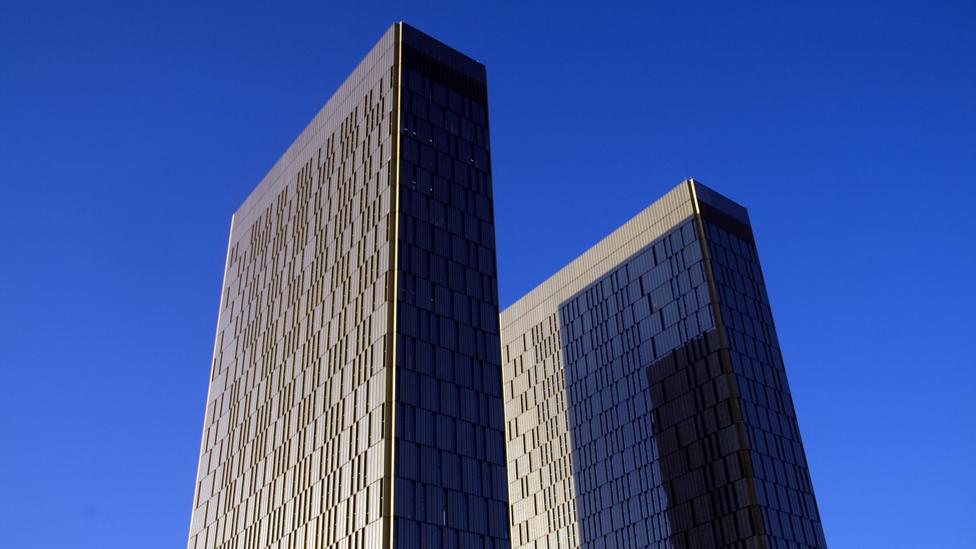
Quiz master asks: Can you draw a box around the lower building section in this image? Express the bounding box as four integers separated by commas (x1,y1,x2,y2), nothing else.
501,180,825,549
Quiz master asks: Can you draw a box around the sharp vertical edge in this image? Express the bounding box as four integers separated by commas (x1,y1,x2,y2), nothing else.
384,21,404,549
689,178,767,548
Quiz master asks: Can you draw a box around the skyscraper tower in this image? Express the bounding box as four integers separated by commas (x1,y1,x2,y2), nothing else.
188,23,510,549
502,180,826,548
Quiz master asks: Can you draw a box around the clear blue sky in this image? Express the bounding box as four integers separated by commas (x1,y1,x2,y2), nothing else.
1,1,973,547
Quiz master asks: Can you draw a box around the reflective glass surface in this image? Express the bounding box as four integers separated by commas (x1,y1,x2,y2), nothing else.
392,27,510,549
501,181,826,549
557,217,712,548
702,211,826,548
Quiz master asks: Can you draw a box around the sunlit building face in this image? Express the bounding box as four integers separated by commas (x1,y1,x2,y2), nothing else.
187,23,510,549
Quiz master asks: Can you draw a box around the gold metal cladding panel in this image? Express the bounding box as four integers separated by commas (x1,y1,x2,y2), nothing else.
500,182,695,548
188,25,398,549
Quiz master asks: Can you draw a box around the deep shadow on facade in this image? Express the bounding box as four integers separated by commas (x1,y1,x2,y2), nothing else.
502,181,826,548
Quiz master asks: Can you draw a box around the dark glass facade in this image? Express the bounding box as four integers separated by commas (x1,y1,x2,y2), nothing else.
696,186,823,547
502,181,825,548
558,216,713,547
392,24,510,549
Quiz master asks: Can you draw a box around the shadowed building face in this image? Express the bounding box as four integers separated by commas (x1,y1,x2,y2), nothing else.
501,180,826,548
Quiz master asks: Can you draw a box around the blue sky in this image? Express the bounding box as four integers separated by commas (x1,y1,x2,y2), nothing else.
1,1,973,547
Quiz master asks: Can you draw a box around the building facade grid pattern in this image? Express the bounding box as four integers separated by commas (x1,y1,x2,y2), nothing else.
502,186,696,548
188,23,511,549
189,27,396,549
557,216,714,548
702,218,826,548
501,181,826,549
188,22,827,547
391,39,510,548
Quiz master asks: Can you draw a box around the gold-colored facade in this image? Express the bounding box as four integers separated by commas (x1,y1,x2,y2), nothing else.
188,23,510,549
